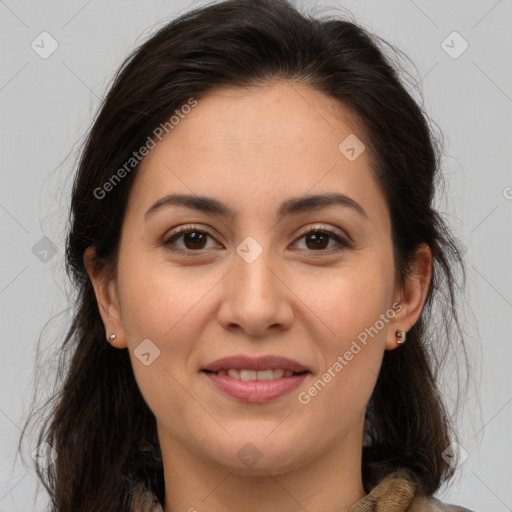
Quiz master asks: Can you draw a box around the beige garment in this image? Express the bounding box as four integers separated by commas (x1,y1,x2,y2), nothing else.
347,469,474,512
131,469,474,512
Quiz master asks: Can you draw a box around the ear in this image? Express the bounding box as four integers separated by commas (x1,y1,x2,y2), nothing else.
83,246,127,349
385,243,432,351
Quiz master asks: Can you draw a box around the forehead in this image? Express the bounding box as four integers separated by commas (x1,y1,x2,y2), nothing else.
164,81,365,154
125,81,387,225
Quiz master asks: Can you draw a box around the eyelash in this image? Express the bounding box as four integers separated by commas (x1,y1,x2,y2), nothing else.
162,224,352,255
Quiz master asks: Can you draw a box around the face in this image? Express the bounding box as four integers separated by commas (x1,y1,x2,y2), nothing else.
87,81,428,476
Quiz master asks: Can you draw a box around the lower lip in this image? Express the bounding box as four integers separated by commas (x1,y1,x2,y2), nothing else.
202,371,309,403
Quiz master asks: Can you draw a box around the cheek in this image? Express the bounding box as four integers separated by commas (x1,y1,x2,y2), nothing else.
293,258,393,407
297,257,393,343
117,247,220,341
115,249,226,416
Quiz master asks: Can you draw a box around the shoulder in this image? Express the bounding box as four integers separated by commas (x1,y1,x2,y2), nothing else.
409,495,475,512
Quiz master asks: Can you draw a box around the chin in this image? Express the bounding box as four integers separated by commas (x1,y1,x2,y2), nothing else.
205,434,313,476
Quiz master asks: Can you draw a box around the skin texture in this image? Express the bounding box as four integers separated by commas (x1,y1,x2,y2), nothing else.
85,81,431,512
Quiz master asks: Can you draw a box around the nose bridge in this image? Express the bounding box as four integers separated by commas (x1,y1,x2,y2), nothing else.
217,234,293,334
233,236,278,306
236,242,274,295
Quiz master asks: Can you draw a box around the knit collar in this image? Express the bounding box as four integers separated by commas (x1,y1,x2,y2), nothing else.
348,468,418,511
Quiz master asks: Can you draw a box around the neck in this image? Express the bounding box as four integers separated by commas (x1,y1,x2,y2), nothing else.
160,427,366,512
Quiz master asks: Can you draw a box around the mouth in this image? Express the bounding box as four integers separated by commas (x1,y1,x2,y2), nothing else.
201,368,309,380
200,354,311,403
202,354,310,374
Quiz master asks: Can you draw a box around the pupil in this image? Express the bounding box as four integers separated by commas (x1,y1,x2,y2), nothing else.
307,232,328,250
185,232,206,249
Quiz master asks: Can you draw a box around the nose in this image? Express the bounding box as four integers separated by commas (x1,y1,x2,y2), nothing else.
216,245,294,336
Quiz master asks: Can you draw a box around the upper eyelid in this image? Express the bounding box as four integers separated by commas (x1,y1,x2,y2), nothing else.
295,223,346,238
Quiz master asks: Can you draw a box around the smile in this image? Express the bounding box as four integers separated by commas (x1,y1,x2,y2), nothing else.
208,368,304,380
202,370,310,403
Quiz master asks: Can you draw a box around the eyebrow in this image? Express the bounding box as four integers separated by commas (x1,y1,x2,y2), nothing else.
144,192,368,220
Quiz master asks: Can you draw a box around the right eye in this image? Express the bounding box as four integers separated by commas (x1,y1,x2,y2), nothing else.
163,225,222,253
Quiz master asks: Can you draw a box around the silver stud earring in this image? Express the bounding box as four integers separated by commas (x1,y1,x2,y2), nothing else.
108,333,116,342
395,330,406,344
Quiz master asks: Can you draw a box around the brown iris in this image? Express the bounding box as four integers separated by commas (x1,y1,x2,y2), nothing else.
304,232,329,250
182,231,207,250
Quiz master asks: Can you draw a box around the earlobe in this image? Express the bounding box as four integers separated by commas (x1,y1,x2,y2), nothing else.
83,247,127,349
385,244,432,351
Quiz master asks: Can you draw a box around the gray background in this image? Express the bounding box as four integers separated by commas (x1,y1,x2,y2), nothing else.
1,1,511,510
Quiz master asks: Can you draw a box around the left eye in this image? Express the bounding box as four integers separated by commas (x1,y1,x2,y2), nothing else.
163,226,350,253
293,228,350,252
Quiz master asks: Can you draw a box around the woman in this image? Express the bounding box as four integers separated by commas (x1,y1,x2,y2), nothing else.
21,0,474,510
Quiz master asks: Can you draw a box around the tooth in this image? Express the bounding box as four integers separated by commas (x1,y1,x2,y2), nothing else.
227,369,241,379
240,369,257,381
220,368,296,380
256,369,274,381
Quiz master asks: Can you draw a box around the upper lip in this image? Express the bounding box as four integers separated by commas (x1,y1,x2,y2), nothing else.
202,355,310,373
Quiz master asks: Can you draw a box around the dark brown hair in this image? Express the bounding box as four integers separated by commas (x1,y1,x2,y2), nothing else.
20,0,470,510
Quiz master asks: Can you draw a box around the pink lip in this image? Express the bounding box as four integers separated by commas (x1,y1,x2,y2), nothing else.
203,371,309,403
202,354,309,373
